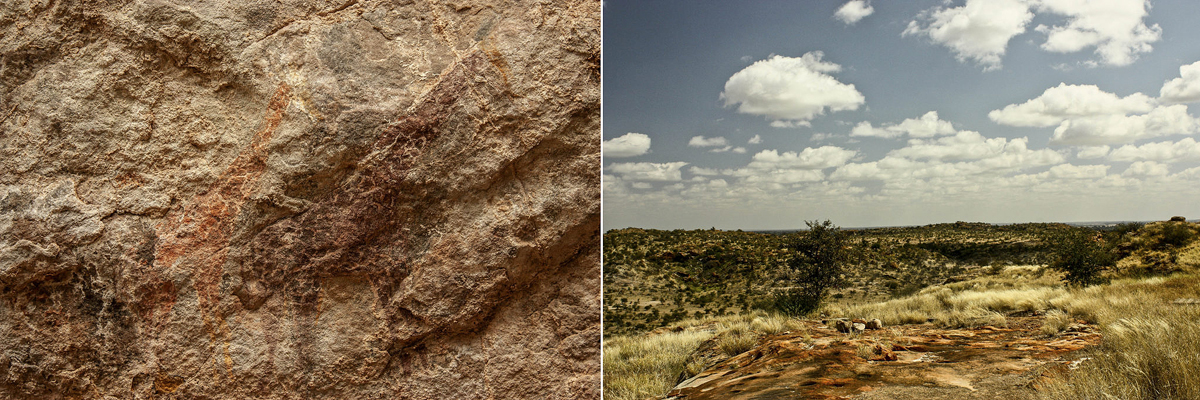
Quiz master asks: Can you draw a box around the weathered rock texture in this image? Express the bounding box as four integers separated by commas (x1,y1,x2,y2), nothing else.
0,0,600,398
669,317,1100,400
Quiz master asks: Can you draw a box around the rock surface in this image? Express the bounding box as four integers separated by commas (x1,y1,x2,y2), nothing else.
0,0,600,398
667,317,1100,400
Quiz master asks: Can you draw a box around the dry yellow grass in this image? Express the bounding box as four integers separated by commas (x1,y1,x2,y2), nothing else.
819,269,1200,399
603,329,714,400
823,287,1063,328
1038,275,1200,400
1176,241,1200,269
605,263,1200,400
717,333,758,357
602,311,805,400
821,265,1067,328
1040,309,1072,335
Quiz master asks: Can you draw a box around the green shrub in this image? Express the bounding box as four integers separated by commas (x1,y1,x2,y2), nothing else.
772,288,822,317
775,220,848,316
1049,228,1116,286
1157,222,1197,250
1111,222,1145,236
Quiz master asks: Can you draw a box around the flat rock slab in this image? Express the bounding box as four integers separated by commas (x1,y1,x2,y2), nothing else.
668,317,1100,400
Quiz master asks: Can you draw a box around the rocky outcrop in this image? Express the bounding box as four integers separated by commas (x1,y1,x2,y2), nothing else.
668,317,1101,400
0,0,599,398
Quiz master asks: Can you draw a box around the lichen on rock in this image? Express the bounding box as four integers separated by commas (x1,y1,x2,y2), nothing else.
0,0,599,398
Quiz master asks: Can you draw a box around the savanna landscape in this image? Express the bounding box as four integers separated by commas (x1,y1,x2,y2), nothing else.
603,218,1200,399
603,1,1200,399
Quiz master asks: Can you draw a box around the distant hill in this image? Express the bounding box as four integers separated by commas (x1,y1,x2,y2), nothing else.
603,222,1083,336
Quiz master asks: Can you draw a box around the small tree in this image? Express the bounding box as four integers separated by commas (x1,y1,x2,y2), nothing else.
1049,228,1115,286
775,220,848,316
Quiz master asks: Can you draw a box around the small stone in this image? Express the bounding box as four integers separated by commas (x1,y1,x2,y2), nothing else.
830,319,852,333
869,343,897,361
852,323,866,332
865,319,883,330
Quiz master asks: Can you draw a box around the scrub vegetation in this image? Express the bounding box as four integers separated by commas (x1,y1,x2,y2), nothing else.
603,218,1200,400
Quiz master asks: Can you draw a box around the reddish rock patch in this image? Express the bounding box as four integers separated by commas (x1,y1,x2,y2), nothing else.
668,317,1099,400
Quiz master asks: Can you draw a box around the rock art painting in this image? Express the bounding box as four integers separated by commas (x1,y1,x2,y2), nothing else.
0,0,600,398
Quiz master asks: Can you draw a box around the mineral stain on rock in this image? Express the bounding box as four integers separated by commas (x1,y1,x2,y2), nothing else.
0,0,600,398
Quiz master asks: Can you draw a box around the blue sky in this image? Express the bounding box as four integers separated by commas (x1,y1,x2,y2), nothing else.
603,0,1200,230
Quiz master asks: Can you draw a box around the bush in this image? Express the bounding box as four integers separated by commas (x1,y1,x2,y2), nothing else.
1111,222,1145,236
1049,228,1115,286
775,220,848,316
1157,222,1197,249
772,288,822,317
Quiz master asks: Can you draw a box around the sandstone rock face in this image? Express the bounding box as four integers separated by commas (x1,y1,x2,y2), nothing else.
0,1,600,398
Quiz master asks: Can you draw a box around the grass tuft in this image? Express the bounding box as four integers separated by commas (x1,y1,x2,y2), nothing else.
603,330,714,400
606,266,1200,400
1040,309,1071,336
1039,301,1200,400
603,311,805,400
717,333,758,357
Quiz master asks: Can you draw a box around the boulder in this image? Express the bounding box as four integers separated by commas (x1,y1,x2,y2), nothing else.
866,319,884,330
0,1,600,398
830,319,852,333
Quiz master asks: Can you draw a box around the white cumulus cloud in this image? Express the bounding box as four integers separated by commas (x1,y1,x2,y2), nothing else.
990,83,1198,145
707,145,748,154
748,134,762,144
745,147,858,170
607,162,689,182
831,132,1064,181
688,135,728,148
740,169,826,184
1045,163,1110,179
1160,60,1200,104
715,147,856,186
835,0,874,25
1108,138,1200,163
850,111,958,138
1076,146,1111,159
890,131,1029,161
903,0,1033,71
721,52,865,125
1033,0,1161,67
603,132,651,158
989,83,1155,127
1123,161,1169,178
906,0,1161,70
1050,104,1198,145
